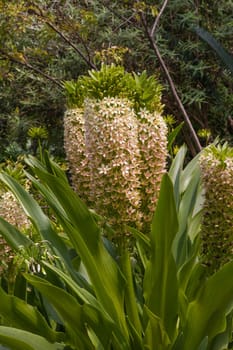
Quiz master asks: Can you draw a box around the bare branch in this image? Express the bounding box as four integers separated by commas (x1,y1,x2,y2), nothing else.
138,10,202,154
29,5,97,70
113,13,137,33
149,39,202,153
150,0,169,37
44,20,97,70
74,31,93,64
0,49,63,89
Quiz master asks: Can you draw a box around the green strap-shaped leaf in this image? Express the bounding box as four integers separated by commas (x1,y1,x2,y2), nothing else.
167,122,184,152
180,151,201,194
42,260,124,347
197,337,208,350
23,158,129,346
127,225,150,277
143,174,179,342
182,260,233,349
24,273,119,349
169,147,203,268
42,261,103,308
144,306,171,350
0,173,83,286
208,312,233,350
0,165,129,347
0,217,32,250
24,274,95,349
173,166,201,267
119,249,142,336
0,327,64,350
0,287,59,343
168,145,187,208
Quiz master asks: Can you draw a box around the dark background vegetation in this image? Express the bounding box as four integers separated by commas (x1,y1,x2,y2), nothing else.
0,0,232,161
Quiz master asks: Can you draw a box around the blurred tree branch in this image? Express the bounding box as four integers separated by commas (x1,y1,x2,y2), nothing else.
0,48,63,88
138,0,202,154
101,0,202,155
29,5,97,70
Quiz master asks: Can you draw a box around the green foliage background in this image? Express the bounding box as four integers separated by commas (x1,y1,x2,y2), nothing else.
0,0,233,159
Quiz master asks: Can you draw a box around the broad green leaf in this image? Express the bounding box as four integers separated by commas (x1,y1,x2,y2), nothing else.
171,332,184,350
127,225,150,268
187,209,203,242
0,173,83,286
42,261,101,308
208,313,233,350
135,240,149,270
23,158,129,345
173,165,201,267
0,327,63,350
178,166,201,237
24,273,125,349
57,222,128,347
0,287,59,343
177,235,201,293
197,337,208,350
180,151,201,194
184,263,206,302
0,217,32,250
127,226,150,249
182,261,233,349
42,260,122,348
119,250,141,335
178,289,189,330
167,122,184,151
169,145,187,184
143,307,170,350
42,151,69,183
86,328,105,350
168,145,187,207
83,304,114,349
169,147,203,268
24,274,94,350
126,318,144,350
143,174,178,341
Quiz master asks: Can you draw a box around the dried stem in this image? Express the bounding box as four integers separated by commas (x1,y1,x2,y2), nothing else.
0,49,63,89
44,20,97,70
29,4,97,70
139,0,202,154
150,0,169,37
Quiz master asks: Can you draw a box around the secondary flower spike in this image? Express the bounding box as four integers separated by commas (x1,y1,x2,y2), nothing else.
199,144,233,273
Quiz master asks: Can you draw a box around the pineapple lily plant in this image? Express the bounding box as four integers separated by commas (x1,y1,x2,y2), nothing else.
64,65,167,234
199,142,233,274
0,148,232,349
0,65,233,349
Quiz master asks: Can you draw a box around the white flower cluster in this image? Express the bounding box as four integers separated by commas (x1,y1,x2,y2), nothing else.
0,236,13,274
63,108,92,207
85,98,142,229
0,190,30,274
64,97,167,233
137,109,167,232
200,150,233,273
0,191,30,229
